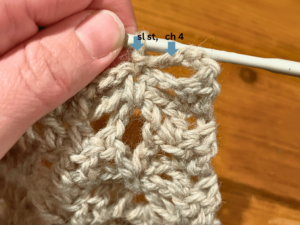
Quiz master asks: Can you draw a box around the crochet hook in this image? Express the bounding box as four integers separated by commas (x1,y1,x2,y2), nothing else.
126,34,300,77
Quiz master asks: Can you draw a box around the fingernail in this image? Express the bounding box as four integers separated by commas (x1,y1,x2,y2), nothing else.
76,10,125,59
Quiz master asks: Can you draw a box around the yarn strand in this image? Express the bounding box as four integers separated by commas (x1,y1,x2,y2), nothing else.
0,32,222,225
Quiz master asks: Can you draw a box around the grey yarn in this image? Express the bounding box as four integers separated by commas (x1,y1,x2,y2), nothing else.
0,36,222,225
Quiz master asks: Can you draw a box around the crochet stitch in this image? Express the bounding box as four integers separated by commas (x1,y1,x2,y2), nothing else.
0,34,222,225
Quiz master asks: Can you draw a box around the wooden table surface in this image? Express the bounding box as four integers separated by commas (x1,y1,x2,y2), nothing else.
131,0,300,224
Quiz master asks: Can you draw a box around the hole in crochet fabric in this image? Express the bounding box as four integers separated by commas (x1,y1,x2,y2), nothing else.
161,66,195,78
165,89,176,96
41,159,78,170
63,122,70,131
133,75,140,82
90,188,96,197
146,51,160,57
191,175,199,183
90,113,111,133
41,159,52,169
147,51,196,79
104,218,132,225
160,173,172,181
133,193,148,204
122,109,143,150
157,148,172,159
186,116,197,130
33,122,44,135
108,183,126,206
154,84,176,97
132,108,142,116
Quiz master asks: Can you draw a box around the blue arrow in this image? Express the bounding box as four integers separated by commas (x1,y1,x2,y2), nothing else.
131,36,144,51
165,42,178,56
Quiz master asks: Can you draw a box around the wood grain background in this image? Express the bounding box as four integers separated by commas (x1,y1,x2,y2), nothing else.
130,0,300,224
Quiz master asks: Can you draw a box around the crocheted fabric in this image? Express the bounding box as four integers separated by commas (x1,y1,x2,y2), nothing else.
0,38,221,225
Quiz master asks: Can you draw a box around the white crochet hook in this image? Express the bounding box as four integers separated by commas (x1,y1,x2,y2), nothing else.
126,34,300,77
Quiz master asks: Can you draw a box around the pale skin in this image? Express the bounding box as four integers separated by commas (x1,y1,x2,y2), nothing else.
0,0,138,158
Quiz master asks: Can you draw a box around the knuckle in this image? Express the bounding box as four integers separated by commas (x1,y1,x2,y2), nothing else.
20,40,71,107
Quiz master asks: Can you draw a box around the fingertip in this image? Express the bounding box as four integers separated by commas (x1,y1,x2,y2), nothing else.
76,10,125,59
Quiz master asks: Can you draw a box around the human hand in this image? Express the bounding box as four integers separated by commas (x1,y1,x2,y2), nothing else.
0,0,137,158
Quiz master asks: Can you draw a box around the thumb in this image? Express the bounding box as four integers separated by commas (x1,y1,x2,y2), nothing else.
0,10,125,158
